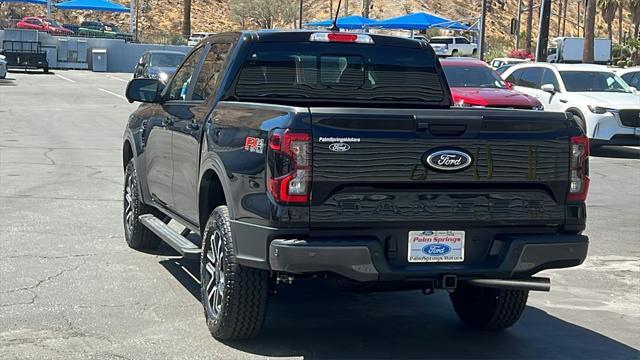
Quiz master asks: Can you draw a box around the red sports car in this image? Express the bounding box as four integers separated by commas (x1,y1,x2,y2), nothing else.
16,17,74,36
441,58,543,110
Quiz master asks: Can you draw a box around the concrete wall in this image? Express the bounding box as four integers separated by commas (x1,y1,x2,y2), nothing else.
0,30,190,73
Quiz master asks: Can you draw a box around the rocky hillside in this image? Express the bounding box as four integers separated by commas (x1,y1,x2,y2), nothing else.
1,0,635,55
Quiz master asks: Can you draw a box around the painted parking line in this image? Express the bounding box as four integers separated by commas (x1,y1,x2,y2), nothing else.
106,74,129,83
55,74,76,83
98,87,127,101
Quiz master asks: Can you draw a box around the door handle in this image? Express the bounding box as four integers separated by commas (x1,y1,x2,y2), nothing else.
162,118,174,127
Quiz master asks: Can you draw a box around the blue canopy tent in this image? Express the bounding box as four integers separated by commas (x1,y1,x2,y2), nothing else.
0,0,47,4
305,15,378,30
371,12,470,31
54,0,129,12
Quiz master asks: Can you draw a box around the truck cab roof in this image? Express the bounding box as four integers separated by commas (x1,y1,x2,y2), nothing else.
239,30,427,49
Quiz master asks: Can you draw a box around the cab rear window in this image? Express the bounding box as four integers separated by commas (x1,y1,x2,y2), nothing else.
233,42,446,106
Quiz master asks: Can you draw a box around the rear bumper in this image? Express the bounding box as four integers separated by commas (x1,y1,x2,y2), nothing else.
268,234,588,283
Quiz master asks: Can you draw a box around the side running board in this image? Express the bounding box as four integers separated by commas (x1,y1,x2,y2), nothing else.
139,214,201,258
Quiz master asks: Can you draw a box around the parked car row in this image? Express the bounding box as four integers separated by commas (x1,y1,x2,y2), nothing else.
15,17,133,41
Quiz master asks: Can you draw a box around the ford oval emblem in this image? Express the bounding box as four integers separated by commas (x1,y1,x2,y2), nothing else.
329,143,350,152
422,148,473,172
422,243,451,255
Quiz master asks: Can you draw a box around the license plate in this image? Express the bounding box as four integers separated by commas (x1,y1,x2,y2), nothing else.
635,128,640,136
408,230,465,263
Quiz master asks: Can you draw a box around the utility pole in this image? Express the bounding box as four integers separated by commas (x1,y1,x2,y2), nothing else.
129,0,134,33
535,0,551,61
478,0,488,60
577,0,581,36
47,0,51,19
299,0,303,29
516,0,523,48
562,0,568,35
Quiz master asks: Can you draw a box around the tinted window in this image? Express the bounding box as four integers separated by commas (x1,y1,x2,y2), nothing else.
518,67,543,88
193,43,232,101
234,42,445,105
541,69,560,90
456,38,470,44
430,38,453,44
149,53,184,67
621,72,640,88
442,65,506,88
560,71,631,93
505,68,524,83
166,48,204,101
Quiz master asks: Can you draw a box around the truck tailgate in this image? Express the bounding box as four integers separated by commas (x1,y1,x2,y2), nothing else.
310,108,578,229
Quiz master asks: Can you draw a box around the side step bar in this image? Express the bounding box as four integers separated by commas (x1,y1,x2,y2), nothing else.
467,277,551,292
139,214,201,259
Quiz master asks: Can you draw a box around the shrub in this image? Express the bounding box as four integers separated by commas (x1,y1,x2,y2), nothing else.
507,49,535,60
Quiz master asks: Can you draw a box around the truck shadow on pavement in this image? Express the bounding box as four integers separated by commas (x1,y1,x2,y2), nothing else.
161,257,637,360
591,146,640,159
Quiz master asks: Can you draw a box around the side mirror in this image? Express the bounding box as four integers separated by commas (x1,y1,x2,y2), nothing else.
126,78,163,103
630,86,638,95
541,83,556,94
505,81,514,90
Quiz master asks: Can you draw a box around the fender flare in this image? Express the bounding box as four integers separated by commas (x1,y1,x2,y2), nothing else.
198,154,236,221
123,130,149,204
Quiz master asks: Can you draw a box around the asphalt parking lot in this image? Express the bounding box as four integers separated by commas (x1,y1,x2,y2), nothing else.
0,69,639,359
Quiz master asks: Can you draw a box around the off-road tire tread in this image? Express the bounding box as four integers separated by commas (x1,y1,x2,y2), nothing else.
124,160,162,249
450,282,528,330
202,206,269,340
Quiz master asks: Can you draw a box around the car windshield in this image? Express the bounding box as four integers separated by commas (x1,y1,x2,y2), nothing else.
443,65,507,88
233,42,446,106
47,19,61,27
149,53,184,67
560,71,631,93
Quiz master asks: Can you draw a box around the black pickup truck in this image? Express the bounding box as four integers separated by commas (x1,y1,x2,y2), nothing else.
122,31,589,340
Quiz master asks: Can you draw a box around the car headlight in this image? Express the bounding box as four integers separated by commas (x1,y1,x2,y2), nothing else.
158,72,169,82
532,105,544,111
587,105,617,114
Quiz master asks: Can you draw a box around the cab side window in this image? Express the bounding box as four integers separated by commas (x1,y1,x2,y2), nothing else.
541,69,560,90
192,43,232,101
456,37,470,44
166,47,204,101
505,68,524,85
518,67,543,88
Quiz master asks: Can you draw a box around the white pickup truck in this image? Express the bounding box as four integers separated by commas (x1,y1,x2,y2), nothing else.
429,36,478,57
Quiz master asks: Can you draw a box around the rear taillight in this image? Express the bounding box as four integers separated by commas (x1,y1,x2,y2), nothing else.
268,129,311,204
567,135,590,202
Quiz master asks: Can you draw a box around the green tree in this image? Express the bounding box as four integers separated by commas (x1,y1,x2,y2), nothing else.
229,0,298,29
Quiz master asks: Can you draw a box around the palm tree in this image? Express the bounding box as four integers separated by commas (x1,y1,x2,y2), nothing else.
618,0,623,42
632,0,640,39
182,0,191,37
598,0,619,40
525,0,533,52
583,0,597,62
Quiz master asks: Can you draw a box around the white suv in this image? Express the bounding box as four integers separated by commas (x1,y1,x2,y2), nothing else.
501,63,640,147
429,36,478,57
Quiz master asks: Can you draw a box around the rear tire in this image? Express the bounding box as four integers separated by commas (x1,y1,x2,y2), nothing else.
201,206,269,340
450,282,528,330
123,160,162,250
472,49,478,56
451,49,459,57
